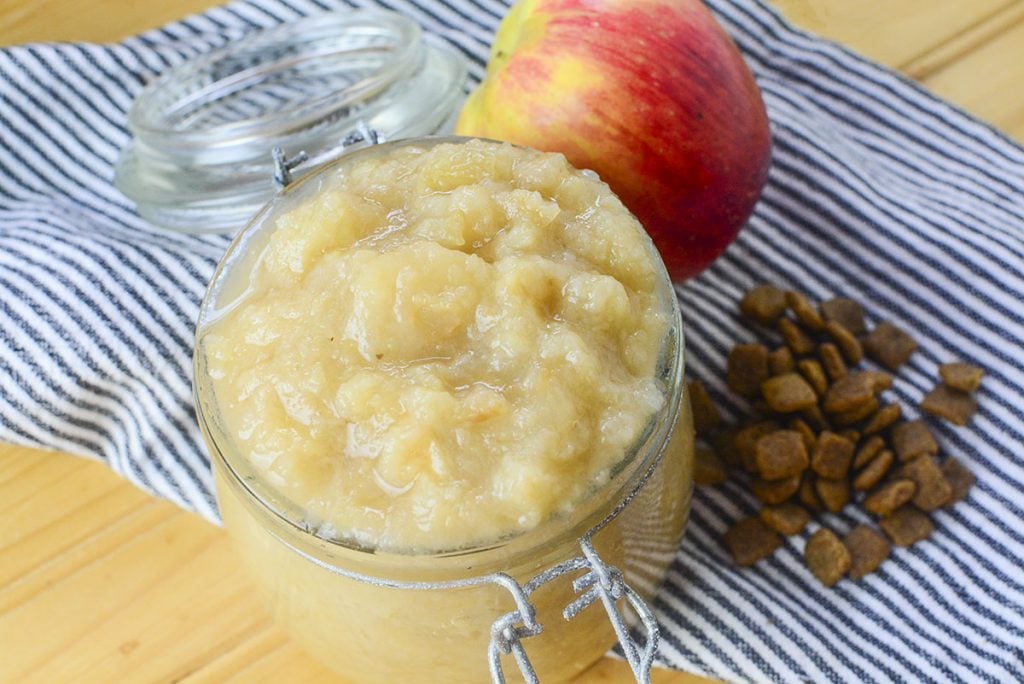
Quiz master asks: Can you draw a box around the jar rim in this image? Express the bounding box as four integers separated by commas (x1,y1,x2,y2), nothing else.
193,136,686,573
114,9,468,234
128,10,422,151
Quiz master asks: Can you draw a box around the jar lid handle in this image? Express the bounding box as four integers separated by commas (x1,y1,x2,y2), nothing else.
486,535,660,684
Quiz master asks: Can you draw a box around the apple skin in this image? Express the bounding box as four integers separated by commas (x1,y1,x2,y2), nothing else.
456,0,771,280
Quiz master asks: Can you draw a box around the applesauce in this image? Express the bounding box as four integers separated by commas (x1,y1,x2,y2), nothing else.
195,137,693,682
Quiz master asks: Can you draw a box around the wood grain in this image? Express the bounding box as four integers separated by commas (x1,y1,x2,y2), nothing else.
0,1,1022,682
0,0,222,45
771,0,1017,69
901,1,1024,80
920,10,1024,142
772,0,1024,142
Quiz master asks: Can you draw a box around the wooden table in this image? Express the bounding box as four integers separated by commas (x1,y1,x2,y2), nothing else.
1,2,1022,683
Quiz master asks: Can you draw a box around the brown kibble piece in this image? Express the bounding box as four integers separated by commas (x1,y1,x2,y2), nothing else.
863,321,918,371
853,449,894,491
798,359,829,397
785,291,825,331
815,477,851,513
789,418,817,453
853,435,886,469
899,456,953,512
843,525,891,580
688,380,721,436
801,405,829,432
769,346,795,375
879,506,934,547
751,474,802,505
812,431,855,480
940,362,984,393
820,298,866,335
819,343,848,382
825,320,864,365
862,403,902,435
759,503,811,536
832,397,880,426
799,473,822,510
755,430,809,481
941,457,975,504
839,428,861,445
694,444,728,486
740,284,787,326
891,420,939,462
863,370,894,393
724,516,782,566
778,317,816,356
864,479,916,517
762,373,818,413
823,373,875,414
921,385,978,426
727,344,770,398
735,421,780,474
805,528,852,587
713,426,742,470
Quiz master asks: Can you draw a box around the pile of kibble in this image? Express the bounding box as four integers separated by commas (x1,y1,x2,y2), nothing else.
690,285,983,587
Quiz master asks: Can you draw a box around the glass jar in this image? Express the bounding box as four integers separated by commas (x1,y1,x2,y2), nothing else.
193,137,694,683
115,9,467,234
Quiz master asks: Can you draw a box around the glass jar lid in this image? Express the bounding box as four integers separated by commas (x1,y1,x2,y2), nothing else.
115,9,468,234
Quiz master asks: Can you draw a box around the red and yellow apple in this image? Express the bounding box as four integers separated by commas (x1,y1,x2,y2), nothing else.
456,0,771,280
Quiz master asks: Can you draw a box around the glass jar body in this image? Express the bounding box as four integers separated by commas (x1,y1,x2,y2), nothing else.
213,395,692,683
195,136,694,682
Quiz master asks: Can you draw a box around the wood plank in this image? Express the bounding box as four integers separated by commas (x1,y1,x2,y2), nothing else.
0,508,216,679
20,527,269,683
0,450,89,511
770,0,1017,70
902,1,1024,80
0,453,122,551
0,0,224,46
0,500,174,616
770,0,1024,142
921,14,1024,142
0,450,45,483
180,628,326,683
0,478,147,590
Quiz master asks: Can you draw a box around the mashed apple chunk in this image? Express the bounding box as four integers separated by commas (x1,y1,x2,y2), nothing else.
203,139,672,552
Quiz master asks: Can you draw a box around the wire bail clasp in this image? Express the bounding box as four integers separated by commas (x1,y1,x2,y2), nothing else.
271,122,381,189
271,147,309,188
487,536,660,684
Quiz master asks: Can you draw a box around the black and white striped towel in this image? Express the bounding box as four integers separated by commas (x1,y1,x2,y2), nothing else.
2,0,1023,681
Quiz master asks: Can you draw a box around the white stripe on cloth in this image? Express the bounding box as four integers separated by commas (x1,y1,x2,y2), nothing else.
1,0,1022,681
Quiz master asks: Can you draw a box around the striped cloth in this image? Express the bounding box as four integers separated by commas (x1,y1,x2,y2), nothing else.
1,0,1022,681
